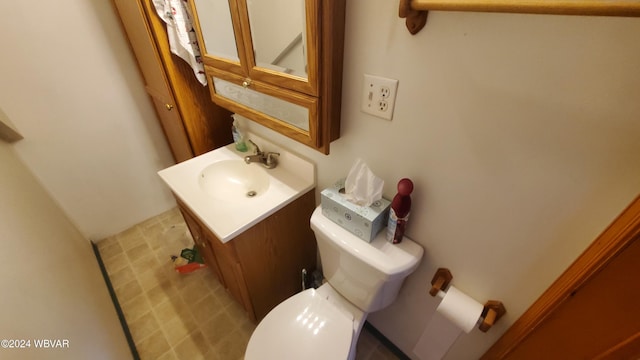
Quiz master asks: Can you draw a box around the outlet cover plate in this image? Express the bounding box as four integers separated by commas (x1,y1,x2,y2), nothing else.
361,74,399,121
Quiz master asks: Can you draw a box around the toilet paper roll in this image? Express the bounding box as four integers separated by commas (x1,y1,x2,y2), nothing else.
413,286,484,359
436,285,484,333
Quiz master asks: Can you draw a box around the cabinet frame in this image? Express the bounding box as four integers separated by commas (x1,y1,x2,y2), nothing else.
188,0,345,154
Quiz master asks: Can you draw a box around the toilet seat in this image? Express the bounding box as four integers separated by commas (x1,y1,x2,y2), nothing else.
245,288,354,360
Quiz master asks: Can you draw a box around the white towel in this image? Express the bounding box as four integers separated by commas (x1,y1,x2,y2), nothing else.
152,0,207,85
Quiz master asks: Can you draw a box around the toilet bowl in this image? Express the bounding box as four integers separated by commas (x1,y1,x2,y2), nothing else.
245,206,423,360
244,284,357,359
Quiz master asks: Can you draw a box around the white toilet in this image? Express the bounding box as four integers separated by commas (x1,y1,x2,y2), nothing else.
245,206,424,360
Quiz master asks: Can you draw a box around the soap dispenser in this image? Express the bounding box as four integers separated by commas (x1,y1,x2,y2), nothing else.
231,114,248,152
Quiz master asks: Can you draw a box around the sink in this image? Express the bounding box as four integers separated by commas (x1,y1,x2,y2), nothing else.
199,160,270,200
158,133,315,243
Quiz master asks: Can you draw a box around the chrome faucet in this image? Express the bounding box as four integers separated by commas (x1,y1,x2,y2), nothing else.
244,140,280,169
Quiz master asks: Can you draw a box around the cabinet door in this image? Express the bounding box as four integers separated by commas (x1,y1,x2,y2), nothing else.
190,0,247,77
177,200,255,320
207,230,256,321
206,68,320,149
178,204,224,285
191,0,318,96
113,0,194,162
147,91,194,162
236,0,319,96
233,189,317,321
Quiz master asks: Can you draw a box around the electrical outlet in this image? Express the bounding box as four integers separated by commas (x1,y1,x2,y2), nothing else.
380,86,391,99
361,74,399,120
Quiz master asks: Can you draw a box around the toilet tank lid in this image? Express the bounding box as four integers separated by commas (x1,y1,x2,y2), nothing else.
311,206,424,277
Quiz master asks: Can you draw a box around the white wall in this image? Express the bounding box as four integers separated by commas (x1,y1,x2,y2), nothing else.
0,0,176,241
1,0,639,358
0,141,131,360
244,2,640,358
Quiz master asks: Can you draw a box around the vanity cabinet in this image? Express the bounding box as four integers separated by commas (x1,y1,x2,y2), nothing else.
176,190,317,322
189,0,346,154
112,0,233,162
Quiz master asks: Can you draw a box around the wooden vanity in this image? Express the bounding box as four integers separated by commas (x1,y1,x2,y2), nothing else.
176,190,317,322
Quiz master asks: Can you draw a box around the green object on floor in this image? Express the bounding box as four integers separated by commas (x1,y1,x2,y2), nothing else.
180,246,204,264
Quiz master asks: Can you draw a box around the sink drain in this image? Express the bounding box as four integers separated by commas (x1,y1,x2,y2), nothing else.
246,190,257,197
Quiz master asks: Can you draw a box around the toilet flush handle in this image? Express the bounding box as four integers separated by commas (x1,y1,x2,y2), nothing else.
301,269,308,290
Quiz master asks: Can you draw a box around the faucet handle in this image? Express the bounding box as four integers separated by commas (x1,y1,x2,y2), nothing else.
265,152,280,168
248,139,261,154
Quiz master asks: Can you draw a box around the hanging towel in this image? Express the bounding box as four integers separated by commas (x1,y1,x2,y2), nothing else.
152,0,207,85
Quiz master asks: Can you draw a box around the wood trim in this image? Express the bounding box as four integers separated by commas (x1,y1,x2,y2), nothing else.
408,0,640,16
303,0,320,96
482,195,640,359
594,331,640,360
320,0,346,154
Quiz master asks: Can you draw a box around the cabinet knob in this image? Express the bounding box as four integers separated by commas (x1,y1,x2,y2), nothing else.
165,103,174,111
242,78,252,88
194,234,204,247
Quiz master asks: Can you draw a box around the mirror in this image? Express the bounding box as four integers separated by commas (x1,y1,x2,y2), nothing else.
192,0,239,61
245,0,308,78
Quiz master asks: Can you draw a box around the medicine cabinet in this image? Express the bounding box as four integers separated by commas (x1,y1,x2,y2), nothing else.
189,0,346,154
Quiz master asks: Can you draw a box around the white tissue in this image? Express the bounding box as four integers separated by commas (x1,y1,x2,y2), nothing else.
344,159,383,207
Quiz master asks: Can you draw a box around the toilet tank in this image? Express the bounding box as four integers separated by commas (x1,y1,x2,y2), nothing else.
310,206,423,312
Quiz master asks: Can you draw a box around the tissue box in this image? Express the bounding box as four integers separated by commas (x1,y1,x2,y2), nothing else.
320,179,391,242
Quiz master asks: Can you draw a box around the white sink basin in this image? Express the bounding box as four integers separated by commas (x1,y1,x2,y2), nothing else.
158,133,315,243
199,160,270,200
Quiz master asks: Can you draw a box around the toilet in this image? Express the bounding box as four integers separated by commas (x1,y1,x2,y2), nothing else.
245,206,423,360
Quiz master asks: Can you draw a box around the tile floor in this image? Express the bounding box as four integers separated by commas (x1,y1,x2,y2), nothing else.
96,207,401,360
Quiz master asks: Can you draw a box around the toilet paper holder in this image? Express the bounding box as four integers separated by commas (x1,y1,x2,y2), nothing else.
429,268,506,332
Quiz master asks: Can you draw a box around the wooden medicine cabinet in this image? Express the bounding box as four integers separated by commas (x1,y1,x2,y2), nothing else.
189,0,346,154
